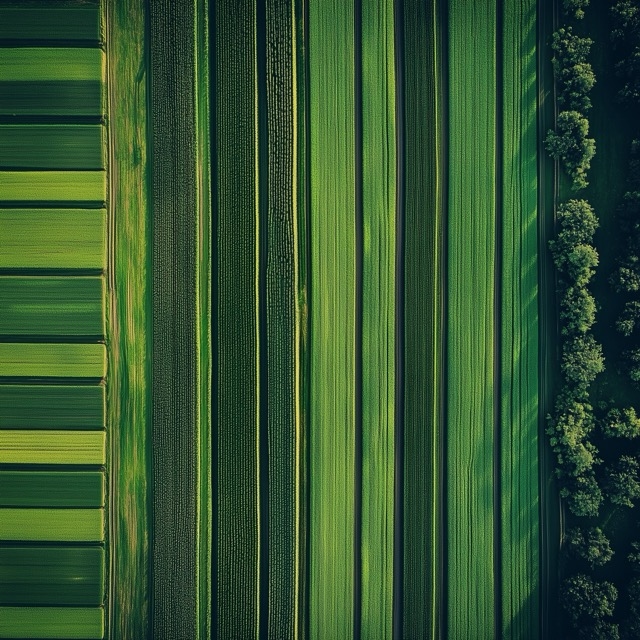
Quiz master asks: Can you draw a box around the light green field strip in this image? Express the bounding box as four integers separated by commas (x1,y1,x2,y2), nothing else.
0,385,104,429
501,0,540,637
0,344,105,378
0,5,101,41
309,0,356,636
402,0,443,637
106,0,152,636
0,547,104,606
0,606,103,639
0,126,105,170
0,471,104,507
0,430,105,464
0,509,104,542
0,48,105,117
0,277,105,337
265,0,302,637
0,209,106,270
215,1,260,637
360,0,395,636
447,0,497,636
0,172,106,203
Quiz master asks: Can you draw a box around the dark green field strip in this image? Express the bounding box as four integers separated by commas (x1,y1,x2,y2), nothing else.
447,0,497,636
0,125,105,170
401,0,443,637
501,0,540,637
0,546,104,606
0,385,104,430
0,431,105,465
0,344,105,378
0,172,106,204
309,0,356,637
360,0,396,636
264,0,302,637
0,509,104,542
0,277,104,337
0,606,103,639
215,0,261,637
0,209,106,270
0,4,101,43
0,48,105,118
0,471,104,507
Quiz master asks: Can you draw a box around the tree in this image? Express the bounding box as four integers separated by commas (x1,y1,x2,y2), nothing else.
561,574,617,625
565,527,614,568
557,62,596,110
552,27,593,69
601,407,640,438
605,454,640,507
625,349,640,384
560,287,597,335
545,111,596,190
611,1,640,45
616,301,640,336
562,334,605,391
566,244,599,286
578,621,620,640
549,199,598,268
561,471,603,517
611,264,640,293
563,0,590,20
628,541,640,571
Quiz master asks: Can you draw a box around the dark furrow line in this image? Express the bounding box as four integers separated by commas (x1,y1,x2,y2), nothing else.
256,1,270,637
493,0,504,637
392,0,405,638
353,0,364,637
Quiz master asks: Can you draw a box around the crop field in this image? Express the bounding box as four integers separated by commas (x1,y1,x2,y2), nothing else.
0,0,548,638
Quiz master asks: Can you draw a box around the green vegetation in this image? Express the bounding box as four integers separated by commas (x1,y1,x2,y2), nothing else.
0,607,104,640
0,509,104,542
0,430,105,465
0,471,104,507
0,343,105,378
0,171,106,203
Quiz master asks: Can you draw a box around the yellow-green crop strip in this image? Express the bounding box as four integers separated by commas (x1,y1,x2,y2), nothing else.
0,343,105,378
360,0,396,635
500,0,540,636
447,0,497,635
0,509,104,543
309,0,356,635
0,430,105,465
0,607,104,640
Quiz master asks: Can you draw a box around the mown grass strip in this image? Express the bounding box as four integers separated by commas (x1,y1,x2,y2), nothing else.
401,0,443,636
308,0,356,636
0,430,105,464
0,606,103,639
0,276,104,337
215,1,261,637
0,509,104,542
0,4,101,42
360,0,396,636
0,471,104,507
106,0,152,636
0,343,105,378
500,0,540,637
447,0,497,636
264,0,302,637
0,209,106,270
0,546,104,605
0,385,104,429
0,125,105,170
0,171,106,204
0,49,104,83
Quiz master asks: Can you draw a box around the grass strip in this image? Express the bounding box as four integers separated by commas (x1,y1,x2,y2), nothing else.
360,0,396,636
0,171,106,204
0,430,105,464
215,1,261,637
0,606,103,639
0,509,104,542
500,0,540,637
0,125,105,170
0,209,106,270
0,471,104,507
0,385,104,429
264,0,303,637
0,5,101,42
0,343,105,378
446,0,497,635
401,0,443,637
0,276,105,337
308,0,356,636
0,546,104,606
106,0,152,636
